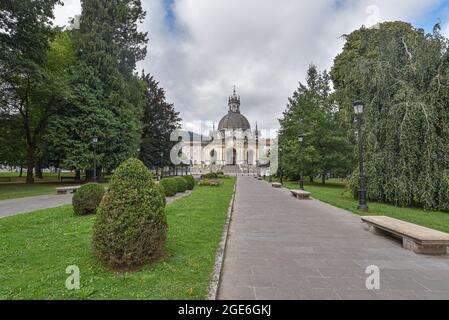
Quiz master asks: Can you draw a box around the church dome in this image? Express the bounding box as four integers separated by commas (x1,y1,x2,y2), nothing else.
218,87,251,131
218,112,251,131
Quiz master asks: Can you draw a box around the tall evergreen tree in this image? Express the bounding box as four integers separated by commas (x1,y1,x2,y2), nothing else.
139,73,181,169
65,0,149,174
279,65,353,182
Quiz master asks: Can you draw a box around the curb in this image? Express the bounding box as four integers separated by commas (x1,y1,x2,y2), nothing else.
207,180,237,300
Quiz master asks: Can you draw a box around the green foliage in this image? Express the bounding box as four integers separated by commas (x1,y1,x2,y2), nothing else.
72,183,105,216
198,179,221,187
183,175,195,190
92,158,167,270
174,176,188,193
279,65,353,182
46,32,77,73
139,73,181,168
0,115,26,168
202,173,219,179
46,62,116,171
0,1,66,183
63,0,148,172
331,22,449,210
160,178,177,197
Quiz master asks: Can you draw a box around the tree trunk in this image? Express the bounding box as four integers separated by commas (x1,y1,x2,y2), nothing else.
36,159,43,179
310,176,314,183
26,150,35,184
26,166,34,184
322,174,326,185
96,167,102,181
85,169,93,182
19,167,23,177
75,170,81,182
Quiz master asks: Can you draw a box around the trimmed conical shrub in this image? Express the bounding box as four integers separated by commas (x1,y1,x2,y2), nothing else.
92,158,167,270
174,176,187,193
73,183,105,216
183,175,195,191
160,178,177,197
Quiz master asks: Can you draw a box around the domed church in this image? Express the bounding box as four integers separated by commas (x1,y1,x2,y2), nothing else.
218,90,251,132
185,88,268,171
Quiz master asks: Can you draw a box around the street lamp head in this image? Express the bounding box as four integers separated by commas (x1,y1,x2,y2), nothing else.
92,136,98,144
353,100,364,115
298,136,304,143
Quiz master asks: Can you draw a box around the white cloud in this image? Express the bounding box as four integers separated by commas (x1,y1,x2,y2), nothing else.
54,0,440,131
53,0,81,27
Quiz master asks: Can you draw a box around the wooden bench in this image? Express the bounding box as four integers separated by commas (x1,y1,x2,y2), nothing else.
362,216,449,255
290,190,311,200
0,177,12,182
56,186,81,195
272,183,282,188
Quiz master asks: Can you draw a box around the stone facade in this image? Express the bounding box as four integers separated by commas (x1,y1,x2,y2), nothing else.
182,89,271,167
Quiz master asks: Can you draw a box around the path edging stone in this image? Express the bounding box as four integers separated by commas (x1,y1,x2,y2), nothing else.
207,181,237,300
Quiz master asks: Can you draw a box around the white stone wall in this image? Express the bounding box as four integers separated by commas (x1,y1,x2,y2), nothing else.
180,129,271,166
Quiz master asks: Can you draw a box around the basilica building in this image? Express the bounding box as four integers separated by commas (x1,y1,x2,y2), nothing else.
182,89,270,171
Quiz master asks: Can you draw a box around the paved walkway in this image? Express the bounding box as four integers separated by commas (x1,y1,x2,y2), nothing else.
218,176,449,300
0,194,73,218
0,190,193,219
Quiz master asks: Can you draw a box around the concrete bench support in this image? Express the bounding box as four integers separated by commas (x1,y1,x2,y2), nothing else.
362,216,449,255
272,183,282,188
290,190,311,200
56,186,81,195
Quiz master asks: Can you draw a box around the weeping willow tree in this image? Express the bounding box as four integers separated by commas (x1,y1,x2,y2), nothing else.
331,22,449,211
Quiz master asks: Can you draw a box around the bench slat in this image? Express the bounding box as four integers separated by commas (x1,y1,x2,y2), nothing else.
56,186,81,194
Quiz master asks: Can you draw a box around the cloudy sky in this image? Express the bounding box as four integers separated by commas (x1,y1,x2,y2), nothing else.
53,0,449,134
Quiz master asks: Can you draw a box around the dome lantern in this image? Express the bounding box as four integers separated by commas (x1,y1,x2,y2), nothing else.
229,85,241,113
218,87,251,132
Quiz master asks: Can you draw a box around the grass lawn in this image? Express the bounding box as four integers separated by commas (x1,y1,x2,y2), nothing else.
0,173,110,201
276,178,449,234
0,172,65,180
0,183,73,201
0,172,74,201
0,177,235,300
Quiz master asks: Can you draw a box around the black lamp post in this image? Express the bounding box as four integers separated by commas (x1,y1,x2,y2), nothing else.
159,151,163,180
279,146,283,185
92,136,98,182
353,100,369,212
299,136,305,190
247,151,250,176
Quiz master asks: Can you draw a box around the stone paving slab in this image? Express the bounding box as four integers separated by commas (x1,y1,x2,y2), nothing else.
217,176,449,300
